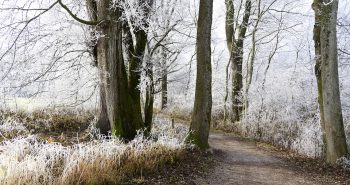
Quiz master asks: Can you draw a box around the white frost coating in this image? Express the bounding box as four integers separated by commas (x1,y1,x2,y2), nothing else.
0,117,188,184
323,0,334,6
0,118,28,134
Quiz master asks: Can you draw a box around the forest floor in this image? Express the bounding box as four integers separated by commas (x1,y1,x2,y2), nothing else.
143,116,350,185
2,111,349,184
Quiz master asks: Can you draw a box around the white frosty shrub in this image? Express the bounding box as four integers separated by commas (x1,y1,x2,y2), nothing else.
291,117,323,157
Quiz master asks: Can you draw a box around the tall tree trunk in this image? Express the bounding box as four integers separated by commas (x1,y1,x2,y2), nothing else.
223,0,234,122
313,0,348,164
312,1,326,157
161,48,168,109
95,0,144,140
226,0,251,122
188,0,213,149
86,0,110,135
125,25,144,128
244,0,261,114
126,0,154,130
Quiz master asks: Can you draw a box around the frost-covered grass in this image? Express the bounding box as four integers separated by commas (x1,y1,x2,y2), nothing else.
0,110,94,137
0,117,29,138
0,113,189,185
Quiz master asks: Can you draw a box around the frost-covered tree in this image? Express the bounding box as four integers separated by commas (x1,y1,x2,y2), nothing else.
225,0,251,122
62,0,155,139
0,0,156,140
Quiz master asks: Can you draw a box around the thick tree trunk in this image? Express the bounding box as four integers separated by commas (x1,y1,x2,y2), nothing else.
95,0,143,140
86,0,110,135
188,0,213,149
313,0,348,164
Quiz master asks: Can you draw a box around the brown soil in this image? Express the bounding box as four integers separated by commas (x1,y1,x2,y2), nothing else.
194,132,350,185
148,115,350,185
124,149,214,185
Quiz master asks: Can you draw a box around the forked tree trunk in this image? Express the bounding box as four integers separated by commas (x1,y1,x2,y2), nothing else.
225,0,251,122
188,0,213,149
313,0,348,164
95,0,144,140
126,0,153,132
86,0,155,139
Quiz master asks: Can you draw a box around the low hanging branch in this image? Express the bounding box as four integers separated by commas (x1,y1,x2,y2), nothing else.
58,0,102,26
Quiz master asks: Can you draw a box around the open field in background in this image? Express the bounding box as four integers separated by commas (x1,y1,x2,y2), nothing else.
0,97,98,112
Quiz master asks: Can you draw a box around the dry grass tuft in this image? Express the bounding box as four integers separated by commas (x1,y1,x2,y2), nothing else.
0,114,188,185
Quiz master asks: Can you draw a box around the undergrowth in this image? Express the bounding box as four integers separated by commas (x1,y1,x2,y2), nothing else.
0,111,189,185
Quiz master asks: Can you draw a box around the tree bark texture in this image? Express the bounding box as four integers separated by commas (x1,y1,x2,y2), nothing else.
86,0,111,135
313,0,348,164
188,0,213,149
225,0,251,122
312,0,327,156
95,0,144,140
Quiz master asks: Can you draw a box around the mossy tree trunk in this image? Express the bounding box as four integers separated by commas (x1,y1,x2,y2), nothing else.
124,25,144,130
188,0,213,149
125,0,154,133
225,0,251,122
85,0,145,140
312,0,326,157
84,0,156,139
127,28,147,127
313,0,348,164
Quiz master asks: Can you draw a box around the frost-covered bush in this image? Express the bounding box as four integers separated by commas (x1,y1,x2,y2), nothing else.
0,114,29,140
0,118,188,185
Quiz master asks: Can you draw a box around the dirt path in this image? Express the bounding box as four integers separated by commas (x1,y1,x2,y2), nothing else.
195,132,317,185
